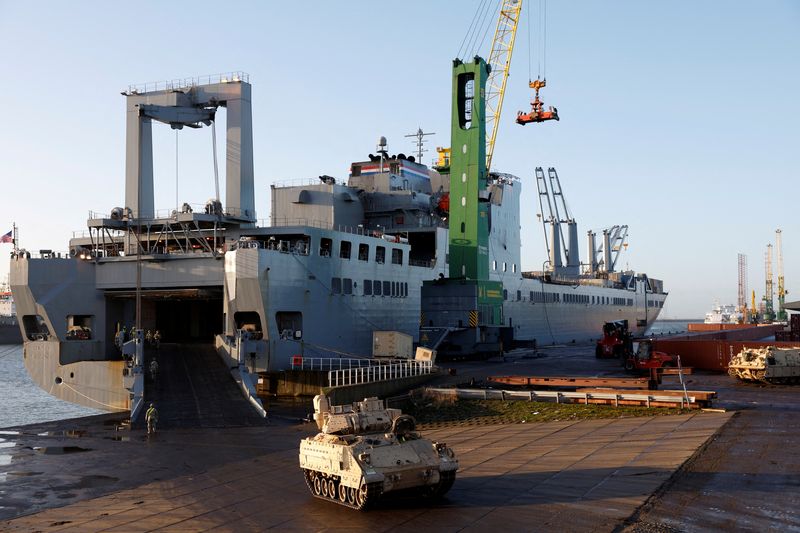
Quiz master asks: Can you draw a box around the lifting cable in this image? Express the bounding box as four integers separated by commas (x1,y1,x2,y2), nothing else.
475,0,500,56
458,0,499,59
457,0,487,59
543,0,547,80
527,0,532,82
175,129,180,215
212,120,220,203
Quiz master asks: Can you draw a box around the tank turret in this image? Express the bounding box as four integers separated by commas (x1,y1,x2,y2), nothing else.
299,394,458,510
728,346,800,383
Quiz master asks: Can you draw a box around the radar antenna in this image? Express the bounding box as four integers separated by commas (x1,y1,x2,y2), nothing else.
404,128,435,163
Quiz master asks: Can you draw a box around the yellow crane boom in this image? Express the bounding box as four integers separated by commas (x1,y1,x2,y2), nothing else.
484,0,523,172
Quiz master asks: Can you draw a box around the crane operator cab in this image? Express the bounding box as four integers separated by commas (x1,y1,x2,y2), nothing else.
516,79,559,125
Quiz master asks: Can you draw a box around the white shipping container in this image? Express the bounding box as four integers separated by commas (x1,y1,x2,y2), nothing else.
372,331,413,359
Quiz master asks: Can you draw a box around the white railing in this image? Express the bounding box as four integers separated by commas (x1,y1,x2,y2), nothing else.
126,71,250,95
291,357,376,371
328,360,434,387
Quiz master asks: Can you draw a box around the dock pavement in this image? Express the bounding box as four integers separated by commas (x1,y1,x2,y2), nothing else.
2,411,729,532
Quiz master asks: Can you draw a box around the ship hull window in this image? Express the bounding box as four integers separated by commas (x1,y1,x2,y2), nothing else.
320,238,332,257
66,315,93,340
234,311,263,339
391,249,403,265
23,315,50,341
276,312,302,340
339,241,352,259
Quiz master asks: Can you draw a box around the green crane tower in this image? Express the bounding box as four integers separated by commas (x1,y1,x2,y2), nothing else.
420,57,507,359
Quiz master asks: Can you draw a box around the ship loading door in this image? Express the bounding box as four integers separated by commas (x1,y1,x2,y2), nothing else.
156,296,223,342
105,288,223,345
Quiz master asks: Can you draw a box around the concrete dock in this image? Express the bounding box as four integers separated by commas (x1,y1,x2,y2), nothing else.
1,413,728,532
2,344,799,531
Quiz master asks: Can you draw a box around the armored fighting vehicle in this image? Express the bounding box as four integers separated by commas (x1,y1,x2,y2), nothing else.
299,395,458,510
728,346,800,384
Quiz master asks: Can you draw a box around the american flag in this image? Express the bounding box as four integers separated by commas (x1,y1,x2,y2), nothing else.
0,231,12,244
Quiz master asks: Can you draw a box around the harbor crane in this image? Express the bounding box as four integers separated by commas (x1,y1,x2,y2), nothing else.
776,229,787,321
438,0,558,172
738,253,748,323
763,244,775,323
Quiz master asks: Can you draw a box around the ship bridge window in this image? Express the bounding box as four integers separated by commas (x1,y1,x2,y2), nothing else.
351,164,362,177
391,249,403,265
376,246,385,264
66,315,93,341
339,240,352,259
22,315,50,341
275,311,302,340
320,238,332,257
358,243,369,261
234,311,263,339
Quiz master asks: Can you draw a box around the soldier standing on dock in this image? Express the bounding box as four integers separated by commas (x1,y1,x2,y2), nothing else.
146,403,158,436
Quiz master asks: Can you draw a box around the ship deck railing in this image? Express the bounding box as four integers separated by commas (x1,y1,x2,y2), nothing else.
328,360,434,387
125,71,250,95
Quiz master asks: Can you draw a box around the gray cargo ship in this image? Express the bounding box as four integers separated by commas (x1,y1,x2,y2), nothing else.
9,73,665,414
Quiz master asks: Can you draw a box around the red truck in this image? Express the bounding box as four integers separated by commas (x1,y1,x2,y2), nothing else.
596,320,632,359
624,340,676,372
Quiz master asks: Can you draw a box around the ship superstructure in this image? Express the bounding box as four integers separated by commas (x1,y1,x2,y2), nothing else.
10,74,666,413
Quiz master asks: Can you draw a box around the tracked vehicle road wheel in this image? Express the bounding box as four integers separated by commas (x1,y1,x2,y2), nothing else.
302,469,381,510
356,481,368,508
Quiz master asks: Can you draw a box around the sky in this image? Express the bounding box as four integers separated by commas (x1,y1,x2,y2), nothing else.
0,1,798,318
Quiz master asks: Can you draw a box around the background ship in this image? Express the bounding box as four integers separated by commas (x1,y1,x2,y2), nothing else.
704,303,743,324
9,72,665,414
0,282,22,344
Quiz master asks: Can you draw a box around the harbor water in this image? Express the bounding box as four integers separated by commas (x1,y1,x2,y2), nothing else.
0,344,103,428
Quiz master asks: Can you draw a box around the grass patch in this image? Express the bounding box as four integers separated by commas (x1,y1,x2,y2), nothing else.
398,391,688,427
